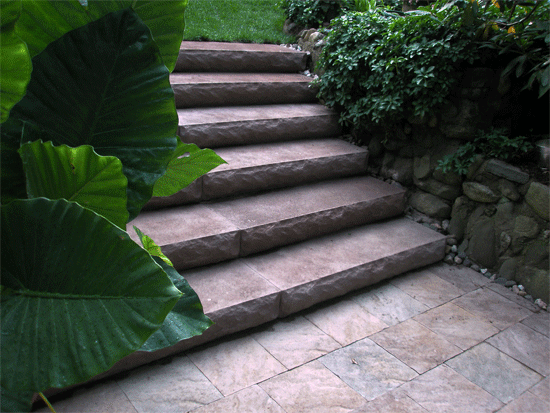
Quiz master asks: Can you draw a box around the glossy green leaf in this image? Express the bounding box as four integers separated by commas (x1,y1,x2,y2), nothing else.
1,198,182,412
16,0,186,72
9,9,178,220
152,141,226,198
0,118,28,203
134,225,173,266
18,140,129,228
0,0,32,123
140,256,213,352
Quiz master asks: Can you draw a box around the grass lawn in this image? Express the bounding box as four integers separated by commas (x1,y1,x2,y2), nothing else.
183,0,295,44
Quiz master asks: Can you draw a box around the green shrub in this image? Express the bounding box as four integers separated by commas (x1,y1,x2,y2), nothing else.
437,128,534,175
280,0,346,27
316,10,477,128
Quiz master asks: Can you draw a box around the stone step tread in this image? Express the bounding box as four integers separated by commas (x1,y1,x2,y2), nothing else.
170,72,313,84
145,139,368,208
133,218,446,356
178,104,341,148
129,176,406,269
178,103,335,126
176,41,307,73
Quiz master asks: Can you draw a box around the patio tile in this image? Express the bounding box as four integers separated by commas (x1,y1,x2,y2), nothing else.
452,288,532,330
445,342,543,403
252,315,340,369
351,389,429,413
116,355,222,413
487,323,550,377
391,268,463,308
319,337,417,401
370,319,462,374
426,262,489,293
304,299,388,346
497,391,549,413
414,302,499,350
259,360,365,413
35,381,137,413
400,365,504,413
188,335,286,396
192,385,286,413
529,376,550,403
352,283,429,326
521,310,550,337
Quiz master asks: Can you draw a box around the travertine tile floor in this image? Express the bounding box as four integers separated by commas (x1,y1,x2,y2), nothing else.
35,263,549,413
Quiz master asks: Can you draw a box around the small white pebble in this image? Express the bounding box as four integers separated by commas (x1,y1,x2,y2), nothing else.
481,268,488,274
535,299,547,310
518,285,525,291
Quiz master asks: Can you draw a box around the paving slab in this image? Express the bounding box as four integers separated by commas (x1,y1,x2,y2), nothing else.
304,299,388,346
485,282,541,312
192,385,286,413
201,139,368,200
487,323,550,376
426,262,490,293
128,204,240,270
351,389,429,413
171,73,317,108
497,390,550,413
176,41,307,73
178,104,341,148
452,288,533,330
259,360,366,413
400,365,504,413
391,267,464,308
116,355,222,413
208,176,407,256
252,315,341,369
521,310,550,337
352,283,430,326
529,376,550,403
414,302,499,350
370,319,462,374
445,342,543,403
188,336,286,396
245,218,445,315
319,338,418,401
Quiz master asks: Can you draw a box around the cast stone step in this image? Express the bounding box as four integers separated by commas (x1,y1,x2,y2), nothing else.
117,218,446,369
175,41,308,73
178,103,342,148
171,73,317,108
129,176,406,270
145,139,368,209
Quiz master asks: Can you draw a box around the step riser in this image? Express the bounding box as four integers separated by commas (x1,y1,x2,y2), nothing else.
173,83,318,108
175,51,308,73
162,191,406,270
180,115,341,148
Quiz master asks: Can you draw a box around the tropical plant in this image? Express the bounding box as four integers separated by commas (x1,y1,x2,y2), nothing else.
437,128,534,174
315,9,477,128
0,1,225,411
280,0,345,27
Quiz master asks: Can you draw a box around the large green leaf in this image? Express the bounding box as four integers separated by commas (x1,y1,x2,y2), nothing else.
0,118,28,203
16,0,186,72
8,8,178,220
18,140,129,228
140,256,213,352
0,0,32,123
0,198,182,412
152,141,227,197
134,225,173,266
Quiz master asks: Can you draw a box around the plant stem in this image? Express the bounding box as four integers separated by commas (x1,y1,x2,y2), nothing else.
39,392,57,413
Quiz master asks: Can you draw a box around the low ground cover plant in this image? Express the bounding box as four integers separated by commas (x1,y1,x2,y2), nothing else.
0,1,225,411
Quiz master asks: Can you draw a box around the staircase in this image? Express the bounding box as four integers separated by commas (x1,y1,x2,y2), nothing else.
125,41,446,368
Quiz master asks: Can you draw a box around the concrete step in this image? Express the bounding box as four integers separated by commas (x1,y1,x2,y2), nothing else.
146,139,368,209
114,217,446,372
171,73,317,108
178,103,341,148
130,176,407,270
175,41,308,73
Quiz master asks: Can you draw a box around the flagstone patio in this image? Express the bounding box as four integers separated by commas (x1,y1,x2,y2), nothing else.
34,262,549,413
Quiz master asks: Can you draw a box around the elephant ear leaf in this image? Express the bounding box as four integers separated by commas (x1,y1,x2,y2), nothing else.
18,140,129,228
0,198,182,412
152,141,226,198
140,256,213,352
134,225,173,266
8,8,178,220
0,0,32,123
